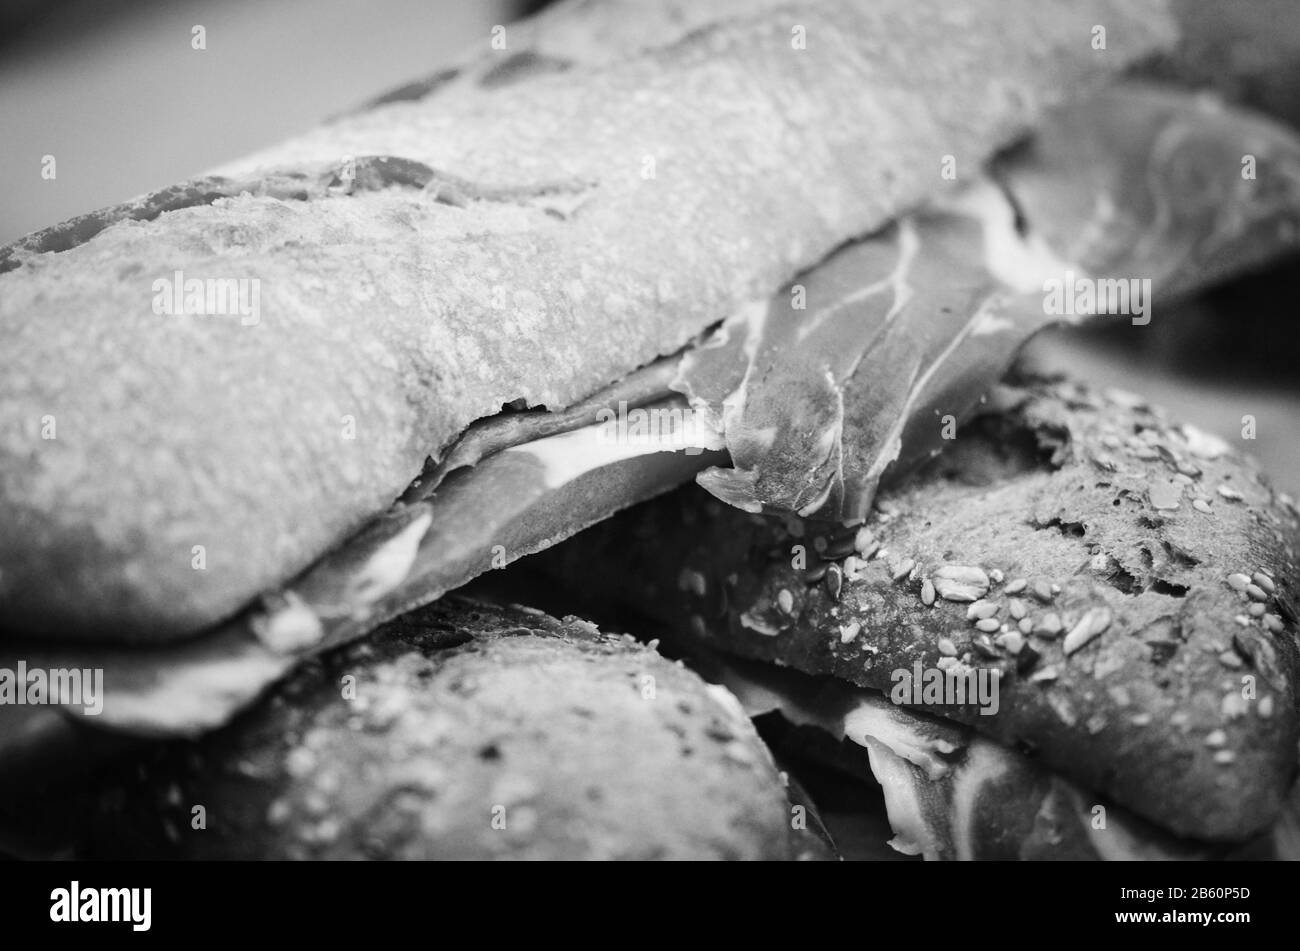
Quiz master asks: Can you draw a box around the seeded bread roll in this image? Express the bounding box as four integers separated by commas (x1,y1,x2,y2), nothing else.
80,599,825,860
0,0,1174,642
529,376,1300,842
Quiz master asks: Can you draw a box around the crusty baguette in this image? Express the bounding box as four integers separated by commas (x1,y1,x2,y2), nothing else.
0,0,1175,641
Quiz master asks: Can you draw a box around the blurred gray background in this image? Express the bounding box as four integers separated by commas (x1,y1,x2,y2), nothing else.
0,0,521,244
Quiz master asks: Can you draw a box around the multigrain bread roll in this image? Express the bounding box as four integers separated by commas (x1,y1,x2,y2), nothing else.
79,599,829,860
527,375,1300,843
0,0,1175,642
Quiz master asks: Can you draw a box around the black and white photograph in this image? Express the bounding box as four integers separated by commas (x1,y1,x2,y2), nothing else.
1,0,1299,911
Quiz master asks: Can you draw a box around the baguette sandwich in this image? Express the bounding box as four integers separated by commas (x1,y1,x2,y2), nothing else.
2,0,1300,860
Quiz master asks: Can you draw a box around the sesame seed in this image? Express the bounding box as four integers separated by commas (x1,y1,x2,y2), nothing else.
936,655,958,671
1004,578,1027,594
1214,750,1236,765
1032,581,1054,603
921,578,936,606
839,621,860,644
1252,572,1276,595
813,535,828,554
967,600,998,620
1218,650,1243,668
1028,666,1058,684
1264,614,1284,634
1018,617,1033,635
1035,612,1063,636
1008,598,1027,620
1234,615,1251,627
1192,499,1212,515
1248,603,1266,618
937,637,958,656
1204,729,1228,748
776,589,794,614
1130,713,1152,726
1226,573,1251,592
853,526,875,555
975,618,1001,634
1259,696,1275,717
989,568,1004,584
1217,485,1244,501
1246,584,1268,602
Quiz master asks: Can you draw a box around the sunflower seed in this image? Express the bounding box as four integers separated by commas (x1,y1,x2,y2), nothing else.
824,564,843,601
974,617,1001,634
931,565,990,602
1008,598,1027,620
1063,607,1112,656
1226,573,1251,592
1004,578,1027,595
1252,572,1276,595
920,578,936,606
